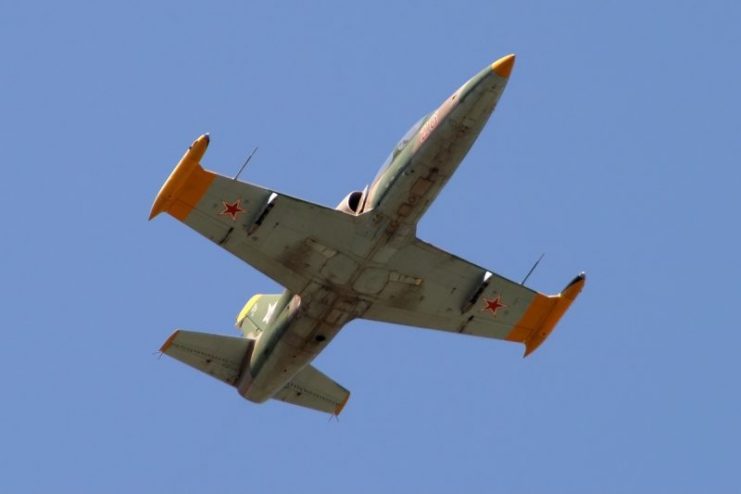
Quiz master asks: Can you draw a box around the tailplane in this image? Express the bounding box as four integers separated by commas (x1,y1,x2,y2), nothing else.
160,329,351,415
274,364,350,415
160,330,254,387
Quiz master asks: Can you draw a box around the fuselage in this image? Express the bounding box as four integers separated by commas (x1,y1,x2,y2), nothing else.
240,58,514,403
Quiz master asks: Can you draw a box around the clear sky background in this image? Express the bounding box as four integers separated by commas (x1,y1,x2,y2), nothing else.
1,1,739,492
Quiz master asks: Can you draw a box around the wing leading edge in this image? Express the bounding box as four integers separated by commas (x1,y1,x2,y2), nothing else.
361,239,585,356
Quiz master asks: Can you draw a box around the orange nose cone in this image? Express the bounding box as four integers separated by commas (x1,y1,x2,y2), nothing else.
491,54,516,78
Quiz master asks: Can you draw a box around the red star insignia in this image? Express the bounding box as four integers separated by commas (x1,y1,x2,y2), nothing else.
219,199,244,221
482,295,507,316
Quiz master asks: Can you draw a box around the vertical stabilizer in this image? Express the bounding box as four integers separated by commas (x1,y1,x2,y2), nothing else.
235,292,291,337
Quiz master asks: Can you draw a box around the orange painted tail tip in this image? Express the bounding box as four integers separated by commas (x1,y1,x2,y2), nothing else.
491,54,516,78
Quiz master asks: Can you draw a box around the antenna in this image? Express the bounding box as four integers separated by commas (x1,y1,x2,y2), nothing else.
521,253,545,285
233,146,259,181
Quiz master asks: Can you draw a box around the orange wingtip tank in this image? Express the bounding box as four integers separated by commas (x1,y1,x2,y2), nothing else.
149,134,213,221
522,273,586,357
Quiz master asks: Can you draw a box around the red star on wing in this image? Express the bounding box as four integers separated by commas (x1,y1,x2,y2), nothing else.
219,199,245,221
482,295,507,316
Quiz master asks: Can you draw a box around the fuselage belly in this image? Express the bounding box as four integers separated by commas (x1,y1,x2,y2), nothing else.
243,63,510,403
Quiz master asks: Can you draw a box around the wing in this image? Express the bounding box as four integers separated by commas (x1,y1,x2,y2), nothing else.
362,238,585,356
149,135,361,294
273,364,350,415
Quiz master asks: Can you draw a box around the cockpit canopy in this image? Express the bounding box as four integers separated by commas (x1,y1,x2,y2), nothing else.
373,113,429,183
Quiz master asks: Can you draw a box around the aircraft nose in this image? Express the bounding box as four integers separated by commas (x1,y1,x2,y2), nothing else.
490,54,515,78
444,54,515,131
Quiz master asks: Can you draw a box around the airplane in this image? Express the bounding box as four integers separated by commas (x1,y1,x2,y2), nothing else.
149,54,585,416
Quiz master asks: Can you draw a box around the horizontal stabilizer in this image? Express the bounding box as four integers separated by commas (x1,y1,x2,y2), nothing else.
160,330,253,386
273,364,350,415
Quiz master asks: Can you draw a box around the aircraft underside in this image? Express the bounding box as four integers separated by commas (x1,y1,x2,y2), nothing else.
151,54,585,415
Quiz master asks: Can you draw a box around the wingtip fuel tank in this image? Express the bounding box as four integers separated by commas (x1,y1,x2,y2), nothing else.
149,133,211,220
523,273,586,357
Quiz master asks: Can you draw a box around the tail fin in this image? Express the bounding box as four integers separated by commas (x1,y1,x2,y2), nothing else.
235,293,288,337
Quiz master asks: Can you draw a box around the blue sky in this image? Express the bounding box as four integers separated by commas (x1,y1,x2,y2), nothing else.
2,1,740,492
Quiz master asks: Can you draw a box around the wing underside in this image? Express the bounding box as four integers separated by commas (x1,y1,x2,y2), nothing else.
149,138,362,295
151,136,584,361
361,239,585,356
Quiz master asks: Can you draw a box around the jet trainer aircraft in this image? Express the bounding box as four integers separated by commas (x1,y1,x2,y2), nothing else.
150,54,585,415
